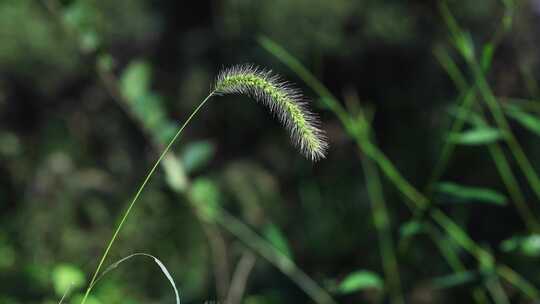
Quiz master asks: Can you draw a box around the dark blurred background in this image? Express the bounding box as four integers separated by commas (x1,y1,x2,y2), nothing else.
2,0,540,303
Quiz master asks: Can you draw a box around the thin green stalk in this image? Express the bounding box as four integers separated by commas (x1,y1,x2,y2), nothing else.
212,206,338,304
80,92,214,304
361,153,405,304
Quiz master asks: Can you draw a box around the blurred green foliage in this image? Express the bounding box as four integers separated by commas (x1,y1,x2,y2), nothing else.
3,0,540,303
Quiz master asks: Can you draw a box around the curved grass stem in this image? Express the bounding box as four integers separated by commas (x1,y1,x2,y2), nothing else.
80,92,215,304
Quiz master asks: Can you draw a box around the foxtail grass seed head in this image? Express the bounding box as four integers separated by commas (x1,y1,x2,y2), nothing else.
214,64,328,161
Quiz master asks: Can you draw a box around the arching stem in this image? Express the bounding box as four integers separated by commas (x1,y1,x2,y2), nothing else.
80,92,215,304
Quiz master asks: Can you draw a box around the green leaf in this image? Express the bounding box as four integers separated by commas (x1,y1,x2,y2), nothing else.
400,220,425,238
435,182,507,206
119,62,175,145
62,2,95,30
52,264,86,296
161,154,188,192
155,121,179,145
481,43,495,71
137,93,167,131
337,270,383,294
431,270,478,289
120,60,152,102
181,140,216,173
447,105,485,127
455,31,475,61
97,53,114,72
500,236,520,252
505,106,540,136
263,224,293,259
189,178,221,221
448,127,503,145
80,30,100,53
501,234,540,257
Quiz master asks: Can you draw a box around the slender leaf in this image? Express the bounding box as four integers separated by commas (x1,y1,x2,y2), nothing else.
263,224,293,259
448,127,503,145
400,220,425,239
505,106,540,136
501,234,540,257
446,105,485,127
120,61,151,102
432,270,478,289
435,182,507,206
92,253,180,304
337,270,383,294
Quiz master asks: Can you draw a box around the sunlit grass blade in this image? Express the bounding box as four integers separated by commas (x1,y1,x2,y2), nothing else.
448,127,503,145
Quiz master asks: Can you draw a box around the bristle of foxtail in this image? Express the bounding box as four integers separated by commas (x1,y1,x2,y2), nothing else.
214,64,328,161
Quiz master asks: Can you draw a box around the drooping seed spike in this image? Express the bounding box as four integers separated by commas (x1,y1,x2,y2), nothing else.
213,64,328,161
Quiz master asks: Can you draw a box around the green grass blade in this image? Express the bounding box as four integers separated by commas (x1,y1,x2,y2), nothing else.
435,182,508,206
448,127,503,145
